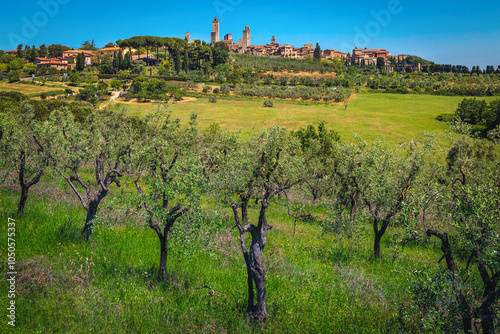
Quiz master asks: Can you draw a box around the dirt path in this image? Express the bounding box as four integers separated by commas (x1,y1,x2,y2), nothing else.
100,91,120,110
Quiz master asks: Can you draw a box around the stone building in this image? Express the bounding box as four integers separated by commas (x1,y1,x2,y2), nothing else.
279,44,298,58
298,44,314,57
323,49,347,60
185,32,191,44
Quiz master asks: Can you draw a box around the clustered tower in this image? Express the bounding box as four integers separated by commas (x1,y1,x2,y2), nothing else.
212,16,251,53
242,25,251,52
211,16,219,44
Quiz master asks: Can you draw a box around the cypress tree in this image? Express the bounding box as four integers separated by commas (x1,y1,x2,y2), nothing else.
17,44,23,58
175,51,181,73
183,48,189,72
118,51,123,70
313,43,321,61
112,52,118,71
76,53,85,72
123,53,131,70
30,46,38,63
24,45,31,61
38,43,47,58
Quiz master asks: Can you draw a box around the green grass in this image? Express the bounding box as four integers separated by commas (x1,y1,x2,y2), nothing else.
111,92,499,148
0,179,454,333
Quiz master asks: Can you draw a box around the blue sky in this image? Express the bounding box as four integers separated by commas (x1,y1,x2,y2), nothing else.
1,0,499,68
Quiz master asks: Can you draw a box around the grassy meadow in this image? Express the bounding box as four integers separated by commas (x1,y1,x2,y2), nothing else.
111,92,498,148
0,173,447,333
0,80,78,96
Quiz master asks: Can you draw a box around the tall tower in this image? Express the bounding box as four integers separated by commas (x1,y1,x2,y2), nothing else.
242,25,251,52
211,16,219,44
271,35,276,44
185,32,191,44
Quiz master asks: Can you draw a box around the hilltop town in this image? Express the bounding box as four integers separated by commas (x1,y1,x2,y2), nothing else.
1,16,423,75
202,16,411,69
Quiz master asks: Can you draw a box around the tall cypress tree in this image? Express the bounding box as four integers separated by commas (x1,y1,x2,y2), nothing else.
175,51,181,73
24,45,31,61
117,51,123,70
76,53,85,72
112,52,118,72
183,48,189,72
38,44,47,58
123,53,131,70
30,46,38,63
17,44,23,58
313,43,321,62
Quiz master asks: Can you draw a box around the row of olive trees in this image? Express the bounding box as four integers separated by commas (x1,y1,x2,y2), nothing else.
231,53,338,73
0,102,306,322
0,103,498,329
235,84,351,102
299,124,499,333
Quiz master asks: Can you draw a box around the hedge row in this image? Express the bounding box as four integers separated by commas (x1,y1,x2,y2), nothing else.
97,74,188,81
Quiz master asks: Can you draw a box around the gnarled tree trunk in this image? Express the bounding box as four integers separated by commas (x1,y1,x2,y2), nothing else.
55,160,123,240
17,150,44,215
83,202,99,240
232,201,271,322
426,230,473,333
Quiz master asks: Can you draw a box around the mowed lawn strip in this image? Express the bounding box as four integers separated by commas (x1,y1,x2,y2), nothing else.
0,81,77,95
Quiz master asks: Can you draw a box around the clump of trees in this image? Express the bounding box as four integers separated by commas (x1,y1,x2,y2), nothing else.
437,98,500,141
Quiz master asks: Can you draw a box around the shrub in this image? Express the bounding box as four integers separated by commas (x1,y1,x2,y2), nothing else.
40,92,47,100
173,91,183,101
435,113,458,122
213,87,220,94
7,70,20,82
209,95,218,103
220,85,230,95
264,99,274,107
202,87,208,93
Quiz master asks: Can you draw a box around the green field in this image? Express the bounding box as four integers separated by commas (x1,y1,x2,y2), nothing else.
112,92,498,147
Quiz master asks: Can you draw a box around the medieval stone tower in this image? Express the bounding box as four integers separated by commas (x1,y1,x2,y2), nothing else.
242,25,251,52
211,16,220,44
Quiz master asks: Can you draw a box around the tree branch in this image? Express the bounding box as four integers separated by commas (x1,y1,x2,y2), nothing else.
134,178,162,239
69,166,92,201
54,167,89,211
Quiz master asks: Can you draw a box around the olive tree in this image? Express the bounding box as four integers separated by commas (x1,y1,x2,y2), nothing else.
208,126,304,322
425,133,500,333
0,101,50,215
49,108,134,239
291,121,340,202
133,109,203,279
332,136,431,258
